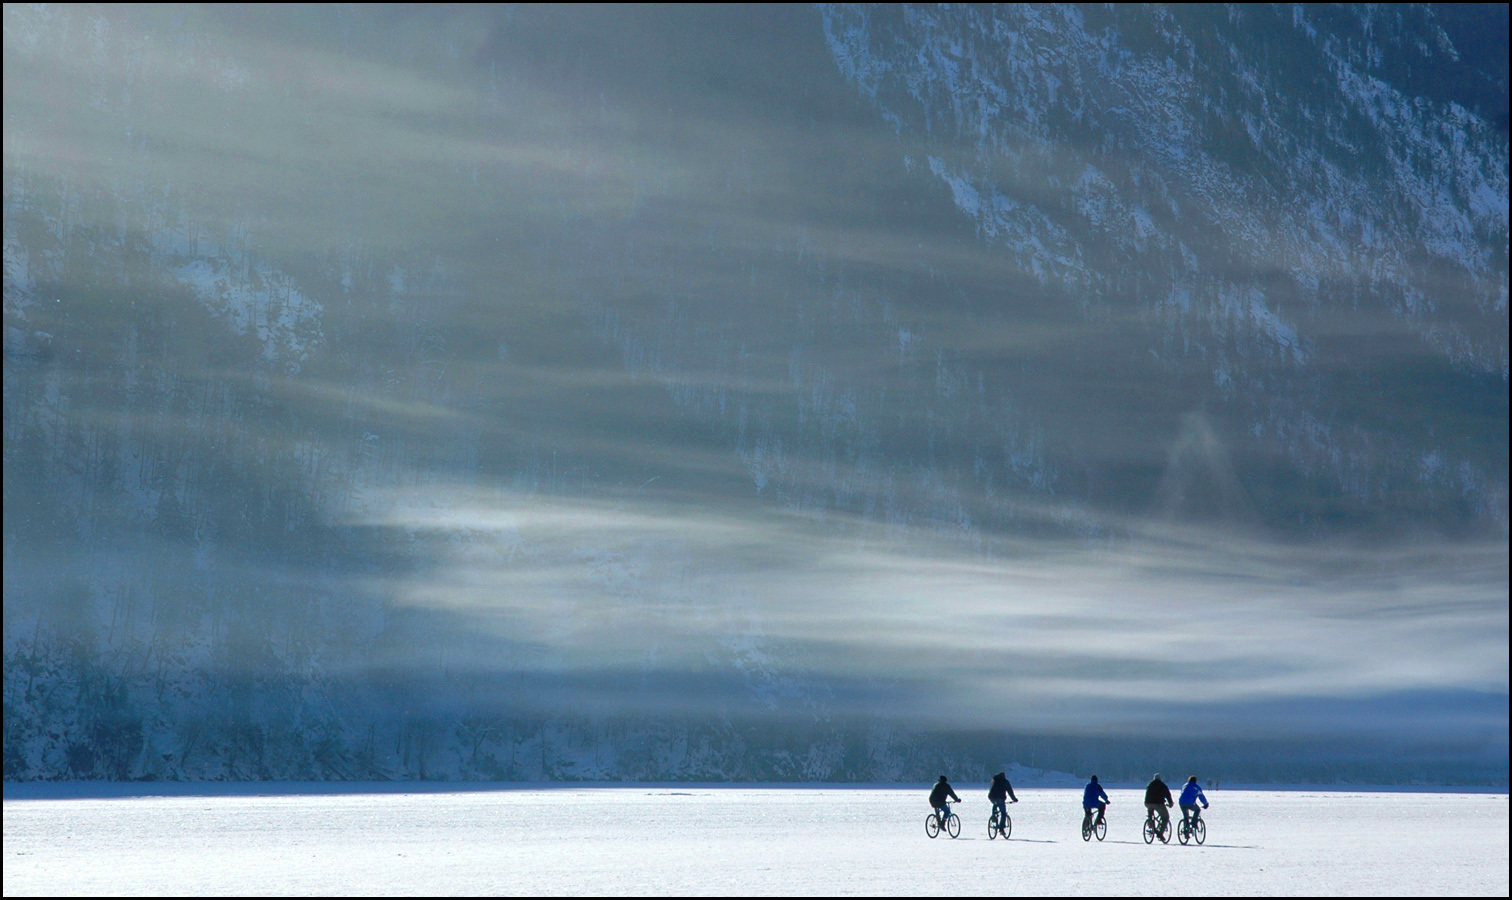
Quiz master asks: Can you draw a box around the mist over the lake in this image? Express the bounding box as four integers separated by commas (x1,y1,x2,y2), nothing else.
4,4,1506,783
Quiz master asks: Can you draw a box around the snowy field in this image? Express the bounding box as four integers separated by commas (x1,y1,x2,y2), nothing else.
4,785,1507,896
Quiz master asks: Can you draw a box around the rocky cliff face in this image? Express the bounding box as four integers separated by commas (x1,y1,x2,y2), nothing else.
817,3,1506,523
3,4,1506,783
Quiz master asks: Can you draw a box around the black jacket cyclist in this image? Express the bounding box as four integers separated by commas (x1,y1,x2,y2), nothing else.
929,775,962,823
987,772,1018,831
1144,774,1174,832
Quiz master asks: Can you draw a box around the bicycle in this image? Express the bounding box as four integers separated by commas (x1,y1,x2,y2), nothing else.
1176,808,1207,845
925,801,961,839
1080,805,1108,842
1143,806,1172,844
988,803,1013,840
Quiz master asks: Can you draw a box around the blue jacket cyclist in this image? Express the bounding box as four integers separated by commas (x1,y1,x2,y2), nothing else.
1179,776,1209,826
1082,775,1109,829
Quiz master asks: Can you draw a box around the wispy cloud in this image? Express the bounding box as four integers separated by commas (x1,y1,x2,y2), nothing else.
355,485,1508,737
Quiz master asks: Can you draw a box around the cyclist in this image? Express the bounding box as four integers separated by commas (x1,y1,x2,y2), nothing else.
929,775,961,828
1144,773,1173,836
1082,775,1109,832
1179,775,1209,827
988,771,1018,832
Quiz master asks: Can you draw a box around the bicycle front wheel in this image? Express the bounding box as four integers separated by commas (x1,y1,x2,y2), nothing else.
1094,817,1107,841
946,813,960,838
925,814,940,839
1000,814,1011,839
1193,818,1206,845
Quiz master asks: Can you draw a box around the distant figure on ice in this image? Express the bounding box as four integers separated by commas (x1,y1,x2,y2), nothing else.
1179,775,1209,826
1144,773,1174,834
1082,775,1109,831
988,771,1018,833
929,775,961,827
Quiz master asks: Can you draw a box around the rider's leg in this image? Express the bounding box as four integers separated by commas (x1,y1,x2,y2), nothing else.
1180,803,1196,825
1097,801,1106,825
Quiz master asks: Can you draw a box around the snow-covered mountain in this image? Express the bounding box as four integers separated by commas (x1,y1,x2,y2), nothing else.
3,4,1506,784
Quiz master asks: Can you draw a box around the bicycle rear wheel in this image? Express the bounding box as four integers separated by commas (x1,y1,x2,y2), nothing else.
988,814,998,840
1081,817,1092,842
946,813,960,838
1143,817,1155,844
925,814,940,838
1177,820,1191,845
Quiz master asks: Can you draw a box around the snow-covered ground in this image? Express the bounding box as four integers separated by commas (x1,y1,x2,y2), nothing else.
3,785,1507,895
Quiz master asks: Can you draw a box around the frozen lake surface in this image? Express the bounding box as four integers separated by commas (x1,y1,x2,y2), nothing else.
4,785,1507,896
